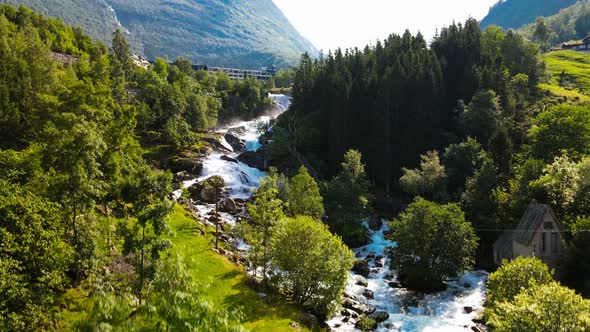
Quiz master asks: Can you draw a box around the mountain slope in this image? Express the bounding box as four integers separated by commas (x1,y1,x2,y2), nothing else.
480,0,577,30
0,0,316,68
518,1,590,45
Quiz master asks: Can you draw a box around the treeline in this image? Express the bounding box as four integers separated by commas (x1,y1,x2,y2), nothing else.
0,5,270,330
276,19,543,194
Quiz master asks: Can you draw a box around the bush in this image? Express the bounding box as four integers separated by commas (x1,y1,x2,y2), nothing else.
487,282,590,331
487,256,553,305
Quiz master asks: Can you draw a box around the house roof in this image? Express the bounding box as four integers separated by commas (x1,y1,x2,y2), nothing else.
494,202,560,252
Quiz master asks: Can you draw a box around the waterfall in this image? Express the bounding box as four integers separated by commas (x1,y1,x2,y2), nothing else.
173,93,291,220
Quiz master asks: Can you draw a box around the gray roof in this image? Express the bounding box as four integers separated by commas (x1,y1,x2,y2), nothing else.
494,202,560,252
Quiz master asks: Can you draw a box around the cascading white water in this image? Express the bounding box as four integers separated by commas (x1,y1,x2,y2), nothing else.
173,94,291,223
327,222,488,332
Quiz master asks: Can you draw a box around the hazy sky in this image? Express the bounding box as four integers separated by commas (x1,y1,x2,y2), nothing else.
273,0,499,51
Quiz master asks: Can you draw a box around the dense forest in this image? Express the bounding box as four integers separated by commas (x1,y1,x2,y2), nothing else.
1,3,590,332
271,17,590,314
0,4,276,330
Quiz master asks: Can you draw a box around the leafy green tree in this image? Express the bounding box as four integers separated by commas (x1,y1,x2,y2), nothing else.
442,138,488,200
164,116,198,151
270,216,354,318
562,217,590,297
529,154,579,219
528,104,590,162
246,174,285,284
533,17,551,49
576,11,590,39
458,89,502,147
461,158,500,267
388,198,478,291
0,181,74,330
120,167,173,305
287,166,324,219
486,256,553,306
489,127,513,179
400,151,447,202
487,282,590,332
324,150,373,247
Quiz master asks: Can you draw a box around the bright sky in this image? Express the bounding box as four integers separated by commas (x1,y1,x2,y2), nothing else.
273,0,499,52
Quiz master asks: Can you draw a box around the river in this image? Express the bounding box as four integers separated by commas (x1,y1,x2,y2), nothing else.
174,93,487,332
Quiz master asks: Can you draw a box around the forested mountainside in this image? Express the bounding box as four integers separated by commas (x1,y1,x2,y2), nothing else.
518,0,590,46
480,0,576,30
2,3,590,332
0,0,317,67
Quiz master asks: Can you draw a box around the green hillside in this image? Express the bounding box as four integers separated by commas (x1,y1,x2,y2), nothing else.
0,0,317,67
480,0,576,30
544,50,590,92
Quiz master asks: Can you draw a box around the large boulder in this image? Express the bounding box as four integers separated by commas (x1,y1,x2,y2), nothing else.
368,311,390,323
237,149,266,171
168,157,203,176
298,313,318,329
204,175,225,188
188,182,205,200
201,186,218,203
227,126,246,135
224,132,246,152
220,198,238,213
174,171,193,182
343,298,376,315
352,260,371,277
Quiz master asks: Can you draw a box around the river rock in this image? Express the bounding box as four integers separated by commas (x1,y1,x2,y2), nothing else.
343,298,376,315
203,175,225,188
352,260,371,277
463,306,473,314
227,126,246,135
365,252,376,261
224,132,246,152
388,281,402,288
221,155,239,163
355,275,368,287
369,311,390,323
220,198,238,213
298,313,318,329
188,182,204,200
237,149,266,171
174,171,193,182
363,289,374,299
169,157,203,176
201,187,218,203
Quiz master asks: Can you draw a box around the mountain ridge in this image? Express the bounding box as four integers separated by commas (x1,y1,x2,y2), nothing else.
0,0,316,68
480,0,577,30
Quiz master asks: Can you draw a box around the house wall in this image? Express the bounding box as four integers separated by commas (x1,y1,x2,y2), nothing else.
511,211,561,270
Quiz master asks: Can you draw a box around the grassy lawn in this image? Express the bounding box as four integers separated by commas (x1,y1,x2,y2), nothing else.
538,83,590,102
55,204,310,331
166,204,309,331
543,50,590,93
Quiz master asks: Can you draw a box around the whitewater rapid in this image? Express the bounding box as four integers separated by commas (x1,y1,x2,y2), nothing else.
173,93,291,224
327,222,488,332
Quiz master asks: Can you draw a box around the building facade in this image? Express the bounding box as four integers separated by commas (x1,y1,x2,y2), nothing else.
493,202,561,270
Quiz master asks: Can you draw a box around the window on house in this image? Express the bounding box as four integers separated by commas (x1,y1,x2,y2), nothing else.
544,222,553,229
552,233,559,253
542,232,546,253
